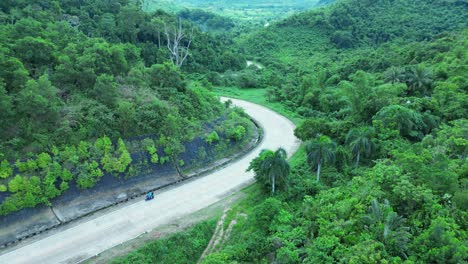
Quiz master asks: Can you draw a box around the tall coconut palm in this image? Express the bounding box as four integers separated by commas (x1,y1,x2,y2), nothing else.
306,136,336,182
346,127,375,167
248,148,290,194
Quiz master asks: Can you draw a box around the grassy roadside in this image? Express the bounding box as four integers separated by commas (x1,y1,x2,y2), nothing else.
214,86,303,125
111,219,217,264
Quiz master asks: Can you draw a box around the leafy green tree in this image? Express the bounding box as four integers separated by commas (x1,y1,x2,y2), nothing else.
373,105,425,140
294,118,331,141
8,175,23,193
116,138,132,173
0,55,29,92
0,81,12,132
205,131,220,144
37,152,52,169
116,101,137,137
340,71,378,122
159,114,190,177
0,159,12,179
248,148,290,194
345,127,375,166
95,135,113,156
306,136,336,182
146,62,185,92
412,218,467,263
76,161,103,189
13,36,57,72
90,74,118,108
228,125,246,141
143,138,159,164
432,82,467,121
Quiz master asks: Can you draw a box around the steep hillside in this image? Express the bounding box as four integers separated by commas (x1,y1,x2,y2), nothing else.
241,0,467,68
0,1,253,216
198,0,467,263
143,0,328,23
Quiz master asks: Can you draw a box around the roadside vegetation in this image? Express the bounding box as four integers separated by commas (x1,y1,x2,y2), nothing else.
111,219,217,264
0,0,253,216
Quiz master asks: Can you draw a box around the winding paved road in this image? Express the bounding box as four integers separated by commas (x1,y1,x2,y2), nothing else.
0,97,300,264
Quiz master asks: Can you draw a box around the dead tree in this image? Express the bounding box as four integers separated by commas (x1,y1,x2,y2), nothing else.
164,19,194,68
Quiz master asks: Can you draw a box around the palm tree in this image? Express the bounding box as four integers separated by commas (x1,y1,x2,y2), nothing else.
346,127,375,167
363,199,411,259
248,148,290,194
306,136,336,182
384,66,404,84
405,65,432,95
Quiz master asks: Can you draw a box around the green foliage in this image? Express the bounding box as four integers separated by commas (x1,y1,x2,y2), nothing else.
305,136,336,182
76,161,104,189
345,126,375,166
412,218,467,263
228,125,246,141
112,219,216,264
202,252,237,264
248,148,290,194
294,118,332,141
143,138,160,164
205,131,220,145
0,0,233,160
373,105,426,140
201,1,467,262
0,159,12,179
36,153,52,169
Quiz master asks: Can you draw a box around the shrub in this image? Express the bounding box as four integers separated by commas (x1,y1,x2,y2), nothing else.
205,131,220,144
228,125,246,141
37,153,52,169
0,160,12,179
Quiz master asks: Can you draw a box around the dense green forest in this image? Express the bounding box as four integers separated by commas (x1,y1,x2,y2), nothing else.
0,0,253,216
197,0,467,263
142,0,330,24
1,0,467,262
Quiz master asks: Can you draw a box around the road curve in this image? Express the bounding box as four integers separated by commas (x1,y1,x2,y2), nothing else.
0,97,301,264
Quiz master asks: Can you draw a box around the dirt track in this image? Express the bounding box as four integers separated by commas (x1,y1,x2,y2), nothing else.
0,97,300,264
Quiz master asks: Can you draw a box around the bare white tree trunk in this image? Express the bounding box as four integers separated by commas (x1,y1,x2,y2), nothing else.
164,19,193,68
316,163,321,182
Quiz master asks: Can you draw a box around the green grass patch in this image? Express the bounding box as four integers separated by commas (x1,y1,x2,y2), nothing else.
214,86,303,125
111,219,217,264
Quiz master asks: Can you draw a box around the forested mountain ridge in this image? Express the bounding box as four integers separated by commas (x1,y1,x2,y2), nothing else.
143,0,332,23
241,0,467,66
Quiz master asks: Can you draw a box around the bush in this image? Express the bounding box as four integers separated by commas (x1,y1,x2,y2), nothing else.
205,131,220,144
143,138,159,164
0,160,12,179
228,125,246,141
112,220,216,264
